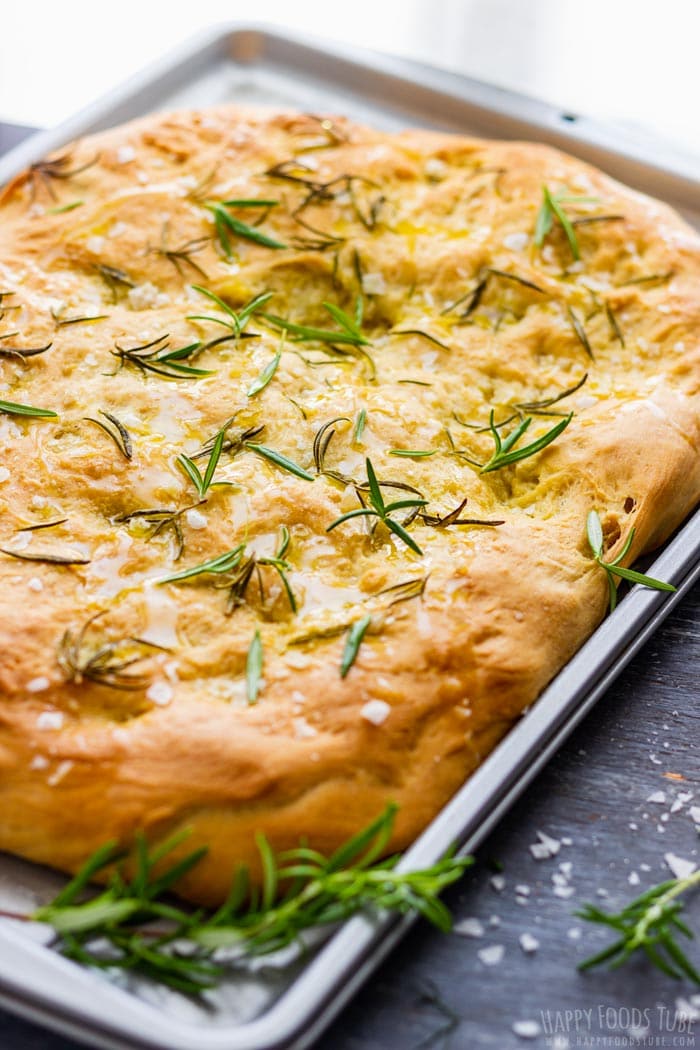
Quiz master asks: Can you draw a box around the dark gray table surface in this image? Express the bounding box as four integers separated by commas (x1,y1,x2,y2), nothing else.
1,123,698,1050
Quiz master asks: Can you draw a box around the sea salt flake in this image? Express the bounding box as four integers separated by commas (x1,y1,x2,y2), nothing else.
28,577,43,592
116,144,136,164
453,917,484,938
502,231,529,252
664,853,696,880
529,831,561,860
646,790,666,803
47,760,73,787
292,716,318,740
361,272,386,295
36,711,63,730
30,754,49,770
86,235,105,254
127,282,170,310
360,699,390,725
0,467,9,483
689,805,700,824
519,932,539,953
477,944,504,966
146,681,173,706
628,871,640,886
553,885,575,899
185,508,208,530
27,676,50,693
489,874,506,892
512,1020,541,1039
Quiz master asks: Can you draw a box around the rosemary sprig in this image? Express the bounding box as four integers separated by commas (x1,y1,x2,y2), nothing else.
204,199,286,255
84,410,133,460
188,285,273,340
95,264,135,301
158,546,245,586
567,306,594,359
247,345,282,398
51,307,109,327
262,298,369,347
479,411,572,473
149,222,209,279
116,503,204,561
0,398,57,418
48,199,84,214
57,612,167,691
327,458,427,555
245,443,315,482
0,547,89,566
577,868,700,982
586,510,675,612
159,528,296,615
340,614,372,677
517,373,588,414
353,408,367,443
23,150,99,202
419,498,504,529
33,804,471,994
0,339,52,360
176,425,234,498
246,630,264,703
111,333,214,379
534,185,596,260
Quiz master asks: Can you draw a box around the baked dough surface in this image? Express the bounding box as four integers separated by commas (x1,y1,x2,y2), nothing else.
0,108,699,903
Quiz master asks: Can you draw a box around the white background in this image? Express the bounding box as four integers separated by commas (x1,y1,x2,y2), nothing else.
1,0,699,162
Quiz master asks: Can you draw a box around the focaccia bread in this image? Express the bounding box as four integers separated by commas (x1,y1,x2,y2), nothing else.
0,108,698,904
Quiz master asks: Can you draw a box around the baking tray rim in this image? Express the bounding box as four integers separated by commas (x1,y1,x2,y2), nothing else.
0,21,699,1050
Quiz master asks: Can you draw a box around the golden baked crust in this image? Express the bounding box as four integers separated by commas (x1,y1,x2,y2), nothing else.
0,107,699,904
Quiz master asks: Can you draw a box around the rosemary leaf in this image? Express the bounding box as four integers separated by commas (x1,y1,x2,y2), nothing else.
480,411,573,473
84,410,133,460
340,615,372,677
586,509,675,612
245,442,315,481
247,349,281,398
353,408,367,443
0,398,57,418
246,630,263,704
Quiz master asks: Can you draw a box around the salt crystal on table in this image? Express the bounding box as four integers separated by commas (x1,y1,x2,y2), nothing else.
477,944,504,966
453,917,484,938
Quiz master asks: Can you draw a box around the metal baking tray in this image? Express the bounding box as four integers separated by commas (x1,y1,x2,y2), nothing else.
1,23,699,1050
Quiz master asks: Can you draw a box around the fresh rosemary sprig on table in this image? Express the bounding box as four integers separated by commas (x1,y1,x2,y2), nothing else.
32,805,472,994
577,868,700,983
586,509,676,612
57,612,167,691
327,457,427,555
